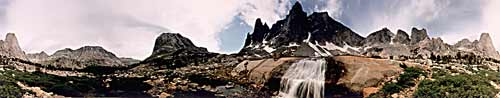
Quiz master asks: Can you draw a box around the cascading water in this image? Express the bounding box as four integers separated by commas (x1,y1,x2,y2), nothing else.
277,58,326,98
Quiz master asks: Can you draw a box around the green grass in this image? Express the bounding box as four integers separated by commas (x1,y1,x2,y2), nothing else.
0,70,29,98
414,70,498,97
0,70,152,97
369,66,427,97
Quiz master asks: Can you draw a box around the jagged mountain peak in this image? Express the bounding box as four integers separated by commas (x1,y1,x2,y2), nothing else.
248,18,270,45
480,33,493,43
410,27,430,45
289,1,306,17
477,33,499,58
240,1,364,56
363,28,394,46
0,33,27,59
238,2,499,59
392,29,410,45
5,33,19,45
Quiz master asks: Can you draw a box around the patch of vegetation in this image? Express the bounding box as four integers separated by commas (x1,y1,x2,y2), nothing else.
1,70,152,97
0,71,28,98
430,52,485,65
369,65,426,97
414,70,498,97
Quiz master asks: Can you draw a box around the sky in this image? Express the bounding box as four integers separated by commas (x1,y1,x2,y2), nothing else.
0,0,499,60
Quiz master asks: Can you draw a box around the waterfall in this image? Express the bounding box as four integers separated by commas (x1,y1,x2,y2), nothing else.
277,58,326,98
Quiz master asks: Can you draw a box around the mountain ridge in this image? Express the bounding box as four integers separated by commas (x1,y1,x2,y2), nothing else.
239,2,500,60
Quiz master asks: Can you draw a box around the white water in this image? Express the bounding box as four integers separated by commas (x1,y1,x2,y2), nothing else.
277,58,326,98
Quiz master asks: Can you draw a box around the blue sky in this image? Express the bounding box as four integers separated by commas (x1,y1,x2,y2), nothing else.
0,0,499,59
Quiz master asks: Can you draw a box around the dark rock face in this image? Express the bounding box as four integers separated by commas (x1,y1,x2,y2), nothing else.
37,46,126,69
143,33,217,68
0,33,27,60
150,33,208,56
363,28,394,46
309,12,364,47
264,2,310,47
240,2,364,56
392,30,410,45
245,18,270,46
410,28,430,45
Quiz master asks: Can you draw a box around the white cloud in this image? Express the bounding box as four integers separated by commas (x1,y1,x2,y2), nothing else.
238,0,341,28
238,0,289,27
4,0,498,59
6,0,241,59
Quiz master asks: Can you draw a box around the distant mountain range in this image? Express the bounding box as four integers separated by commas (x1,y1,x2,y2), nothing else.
0,2,498,71
2,2,500,97
240,2,500,60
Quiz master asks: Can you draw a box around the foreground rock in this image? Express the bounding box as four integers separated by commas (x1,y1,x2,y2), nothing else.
330,56,402,92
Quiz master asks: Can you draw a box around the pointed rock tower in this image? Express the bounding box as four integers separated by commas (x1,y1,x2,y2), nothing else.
477,33,500,59
0,33,27,59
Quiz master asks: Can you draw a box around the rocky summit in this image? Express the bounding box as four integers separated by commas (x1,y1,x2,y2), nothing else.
3,1,500,98
0,33,27,60
142,33,217,68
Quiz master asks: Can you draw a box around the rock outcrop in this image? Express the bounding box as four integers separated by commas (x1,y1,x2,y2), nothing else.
329,56,402,92
363,28,394,46
143,33,217,68
476,33,500,59
0,33,27,60
392,30,410,45
410,28,430,45
149,33,209,57
240,2,364,57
